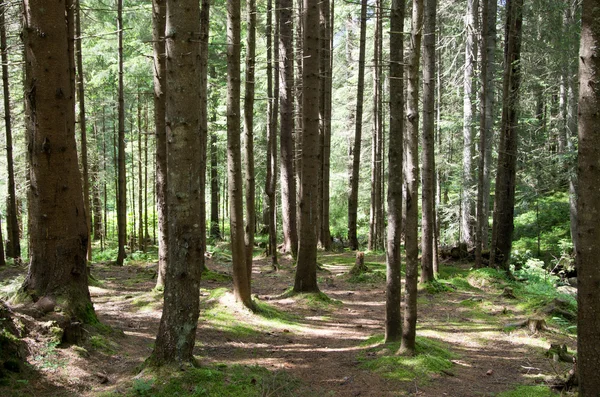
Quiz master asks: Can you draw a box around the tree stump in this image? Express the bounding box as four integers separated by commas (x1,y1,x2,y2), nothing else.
350,251,368,275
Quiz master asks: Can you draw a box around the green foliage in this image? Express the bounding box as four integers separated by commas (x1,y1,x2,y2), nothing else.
359,336,455,382
496,385,557,397
422,280,454,294
89,335,116,355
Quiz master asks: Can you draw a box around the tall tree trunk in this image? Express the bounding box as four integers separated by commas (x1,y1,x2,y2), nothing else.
137,91,144,252
490,0,523,271
22,0,95,323
576,0,600,392
91,121,103,242
116,0,127,266
318,0,332,251
461,0,478,247
265,0,278,266
152,0,167,288
279,0,297,257
75,0,91,261
244,0,257,288
421,0,436,282
1,0,20,260
348,0,367,251
400,0,423,356
148,0,204,366
209,118,220,240
369,0,382,252
385,0,404,344
198,0,209,274
228,0,253,309
294,0,320,293
475,0,497,268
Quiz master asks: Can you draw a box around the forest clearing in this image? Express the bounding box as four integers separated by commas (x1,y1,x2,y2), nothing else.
0,247,577,396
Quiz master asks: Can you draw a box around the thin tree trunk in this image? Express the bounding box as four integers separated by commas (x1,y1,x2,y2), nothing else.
153,0,167,287
475,0,497,267
490,0,523,271
244,0,257,289
421,0,436,282
318,0,332,251
348,0,367,251
1,0,20,260
279,0,297,257
137,91,144,252
461,0,478,248
385,0,404,344
0,217,5,266
266,0,278,266
294,0,320,293
198,0,209,274
369,0,382,252
228,0,253,309
116,0,127,266
400,0,423,356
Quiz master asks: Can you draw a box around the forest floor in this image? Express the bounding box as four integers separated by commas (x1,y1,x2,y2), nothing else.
0,247,578,396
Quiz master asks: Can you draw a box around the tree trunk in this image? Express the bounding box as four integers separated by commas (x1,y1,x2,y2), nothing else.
461,0,478,248
420,0,437,282
490,0,523,271
318,0,332,251
209,120,220,240
137,91,144,252
293,0,320,293
148,0,204,366
152,0,167,288
279,0,298,257
0,217,5,266
198,0,209,274
228,0,253,309
265,0,278,266
116,0,127,266
22,0,95,322
244,0,257,289
0,0,20,260
400,0,423,356
576,0,600,393
385,0,404,344
475,0,496,268
369,0,383,252
348,0,367,251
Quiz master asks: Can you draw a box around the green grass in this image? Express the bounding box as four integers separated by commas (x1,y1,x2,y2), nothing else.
496,385,557,397
359,335,455,383
120,364,302,397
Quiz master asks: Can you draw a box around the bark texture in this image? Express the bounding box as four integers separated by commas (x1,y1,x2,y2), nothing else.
22,0,94,321
576,0,600,393
490,0,523,270
149,0,204,366
385,0,404,344
293,0,320,293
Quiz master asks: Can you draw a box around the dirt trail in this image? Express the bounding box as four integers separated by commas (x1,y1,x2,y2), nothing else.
1,253,574,396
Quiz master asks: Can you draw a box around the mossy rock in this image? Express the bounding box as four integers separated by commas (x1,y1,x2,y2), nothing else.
0,302,27,376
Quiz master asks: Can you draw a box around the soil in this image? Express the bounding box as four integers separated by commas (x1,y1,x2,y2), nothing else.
0,251,576,396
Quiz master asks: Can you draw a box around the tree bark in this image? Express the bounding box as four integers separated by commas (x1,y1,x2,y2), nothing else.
244,0,257,288
228,0,253,308
279,0,298,257
318,0,332,251
116,0,127,266
490,0,523,271
475,0,497,268
400,0,423,356
137,91,144,252
576,0,600,393
266,0,278,266
293,0,320,293
22,0,95,322
152,0,167,288
421,0,437,282
385,0,404,344
149,0,204,366
461,0,478,247
348,0,367,252
1,0,20,260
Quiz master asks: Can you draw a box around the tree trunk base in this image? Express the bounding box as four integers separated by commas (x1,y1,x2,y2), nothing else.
349,252,368,275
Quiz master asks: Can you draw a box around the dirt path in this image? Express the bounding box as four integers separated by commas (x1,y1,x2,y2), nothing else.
1,252,575,396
